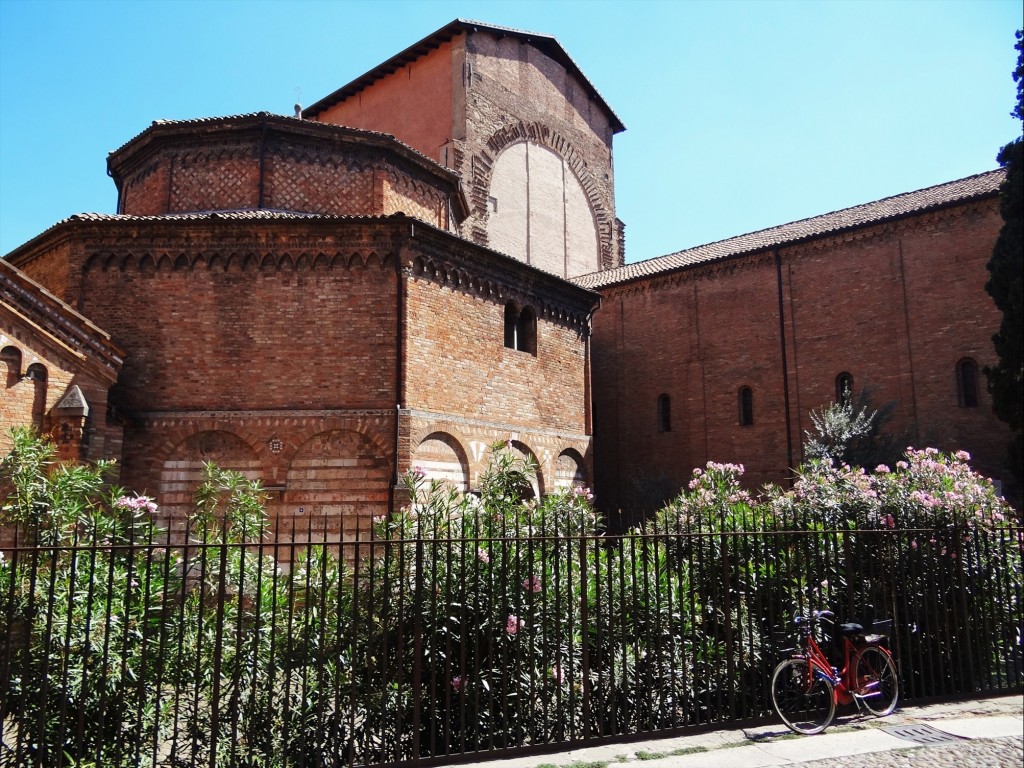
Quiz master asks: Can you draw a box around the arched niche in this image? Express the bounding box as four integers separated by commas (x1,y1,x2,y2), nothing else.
412,432,470,492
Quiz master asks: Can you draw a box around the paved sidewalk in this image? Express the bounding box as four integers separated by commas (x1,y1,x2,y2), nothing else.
469,694,1023,768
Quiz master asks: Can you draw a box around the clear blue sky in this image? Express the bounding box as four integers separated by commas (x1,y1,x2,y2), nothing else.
1,0,1020,262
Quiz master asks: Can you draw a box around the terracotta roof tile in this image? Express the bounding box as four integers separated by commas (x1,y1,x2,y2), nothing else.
107,112,455,180
574,170,1004,290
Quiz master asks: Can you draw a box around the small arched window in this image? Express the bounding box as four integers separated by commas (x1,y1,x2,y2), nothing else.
24,362,47,384
835,372,854,405
956,358,979,408
738,386,754,427
504,302,518,349
1,345,22,388
657,394,671,432
516,306,537,355
503,302,537,355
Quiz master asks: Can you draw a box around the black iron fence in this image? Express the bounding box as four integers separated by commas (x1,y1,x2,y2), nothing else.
1,516,1021,767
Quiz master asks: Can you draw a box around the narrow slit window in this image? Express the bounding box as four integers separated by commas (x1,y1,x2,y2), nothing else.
658,394,671,432
956,358,979,408
835,372,854,405
739,386,754,427
26,363,48,430
516,306,537,355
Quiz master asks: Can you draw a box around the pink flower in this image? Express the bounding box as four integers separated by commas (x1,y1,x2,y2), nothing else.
572,485,595,501
506,614,524,635
551,664,565,684
452,676,464,692
114,494,158,514
882,514,895,529
522,575,542,593
477,548,491,563
910,539,918,550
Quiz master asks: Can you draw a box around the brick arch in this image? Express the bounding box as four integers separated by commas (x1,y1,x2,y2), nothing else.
473,121,611,269
285,428,391,539
1,345,22,387
553,448,588,493
156,429,263,536
411,431,470,492
509,440,545,498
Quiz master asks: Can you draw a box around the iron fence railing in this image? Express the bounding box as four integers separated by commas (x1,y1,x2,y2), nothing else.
1,518,1021,767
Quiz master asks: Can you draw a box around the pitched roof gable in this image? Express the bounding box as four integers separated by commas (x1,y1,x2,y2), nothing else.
303,19,625,133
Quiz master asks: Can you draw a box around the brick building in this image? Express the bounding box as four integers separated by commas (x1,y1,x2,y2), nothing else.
0,260,124,464
1,19,1014,529
579,171,1012,514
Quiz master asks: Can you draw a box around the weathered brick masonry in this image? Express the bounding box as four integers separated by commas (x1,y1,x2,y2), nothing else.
8,210,596,538
306,20,625,277
1,19,1015,532
583,173,1012,513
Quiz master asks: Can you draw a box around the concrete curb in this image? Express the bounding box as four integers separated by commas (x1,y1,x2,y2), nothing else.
466,695,1023,768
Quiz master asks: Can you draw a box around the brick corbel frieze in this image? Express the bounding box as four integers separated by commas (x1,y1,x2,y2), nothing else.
469,120,614,268
136,408,396,469
403,232,598,334
600,251,775,300
78,219,404,275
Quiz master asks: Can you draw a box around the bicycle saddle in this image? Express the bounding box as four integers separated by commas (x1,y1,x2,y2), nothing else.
836,622,865,636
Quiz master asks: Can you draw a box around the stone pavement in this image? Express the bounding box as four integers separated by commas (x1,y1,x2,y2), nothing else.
469,694,1023,768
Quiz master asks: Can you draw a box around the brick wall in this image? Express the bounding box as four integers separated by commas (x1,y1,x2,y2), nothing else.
113,117,460,233
592,199,1013,513
403,272,589,434
399,229,597,491
10,217,401,536
310,26,622,273
77,233,399,414
314,39,457,164
6,213,597,537
460,30,620,270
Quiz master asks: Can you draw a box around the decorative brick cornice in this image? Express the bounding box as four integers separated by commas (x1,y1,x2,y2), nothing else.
405,231,598,332
0,260,124,382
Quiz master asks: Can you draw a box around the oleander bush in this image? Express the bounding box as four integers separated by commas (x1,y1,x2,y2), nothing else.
0,427,1020,767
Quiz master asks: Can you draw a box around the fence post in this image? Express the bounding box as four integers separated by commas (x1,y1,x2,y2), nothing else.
411,537,424,760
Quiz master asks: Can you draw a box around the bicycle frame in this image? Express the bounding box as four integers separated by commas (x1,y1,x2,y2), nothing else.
794,613,894,707
773,609,899,733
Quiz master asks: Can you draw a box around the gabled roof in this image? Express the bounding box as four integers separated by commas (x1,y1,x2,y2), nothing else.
574,170,1005,290
303,19,626,134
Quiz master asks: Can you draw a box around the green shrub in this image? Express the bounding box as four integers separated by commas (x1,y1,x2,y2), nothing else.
0,431,1019,766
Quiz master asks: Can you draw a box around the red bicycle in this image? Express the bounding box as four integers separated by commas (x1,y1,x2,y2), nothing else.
771,609,899,734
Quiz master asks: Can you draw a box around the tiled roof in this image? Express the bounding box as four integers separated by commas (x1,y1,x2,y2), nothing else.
107,112,459,183
2,211,405,259
62,210,365,223
303,19,625,133
574,170,1005,290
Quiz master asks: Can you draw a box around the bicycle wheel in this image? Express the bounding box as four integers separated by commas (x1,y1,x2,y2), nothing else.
854,645,898,716
771,657,836,734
